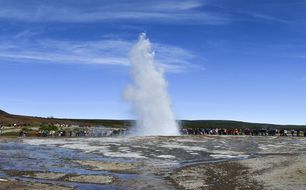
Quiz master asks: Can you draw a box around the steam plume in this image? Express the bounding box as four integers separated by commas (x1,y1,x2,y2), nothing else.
124,33,179,136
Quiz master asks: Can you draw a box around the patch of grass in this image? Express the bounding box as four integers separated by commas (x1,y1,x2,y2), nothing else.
22,127,34,132
0,131,20,137
39,126,59,131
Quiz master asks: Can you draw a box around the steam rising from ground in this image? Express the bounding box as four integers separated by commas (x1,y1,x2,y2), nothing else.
124,33,179,136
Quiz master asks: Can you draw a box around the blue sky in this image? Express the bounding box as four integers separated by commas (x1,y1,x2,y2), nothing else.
0,0,306,124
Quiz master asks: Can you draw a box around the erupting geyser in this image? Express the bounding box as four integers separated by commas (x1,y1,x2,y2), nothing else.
124,33,179,136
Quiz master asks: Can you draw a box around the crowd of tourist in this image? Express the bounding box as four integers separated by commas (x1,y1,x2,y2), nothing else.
180,128,306,137
6,125,306,138
19,127,127,137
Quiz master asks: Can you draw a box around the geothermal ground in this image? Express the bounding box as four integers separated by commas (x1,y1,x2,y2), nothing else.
0,136,306,190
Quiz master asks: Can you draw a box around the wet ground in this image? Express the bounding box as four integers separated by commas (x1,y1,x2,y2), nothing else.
0,136,306,189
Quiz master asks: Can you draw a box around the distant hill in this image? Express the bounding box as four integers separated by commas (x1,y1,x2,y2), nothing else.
0,109,131,128
0,109,305,130
0,109,9,116
181,120,306,130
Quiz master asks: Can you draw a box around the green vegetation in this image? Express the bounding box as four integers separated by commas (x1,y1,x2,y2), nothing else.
0,131,19,137
21,127,34,132
39,125,59,131
181,120,306,130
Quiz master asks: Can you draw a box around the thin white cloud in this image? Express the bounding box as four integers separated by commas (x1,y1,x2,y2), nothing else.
13,29,42,39
0,38,199,72
249,13,289,23
0,0,230,25
238,11,290,24
150,1,204,11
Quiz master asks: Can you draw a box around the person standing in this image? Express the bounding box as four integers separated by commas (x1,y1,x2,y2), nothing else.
0,124,3,135
291,130,295,136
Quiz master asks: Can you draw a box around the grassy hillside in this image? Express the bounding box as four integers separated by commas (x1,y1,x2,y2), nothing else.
1,109,305,130
180,120,306,130
0,109,132,128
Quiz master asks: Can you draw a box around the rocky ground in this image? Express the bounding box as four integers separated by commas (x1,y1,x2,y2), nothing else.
0,179,74,190
0,136,306,189
169,154,306,190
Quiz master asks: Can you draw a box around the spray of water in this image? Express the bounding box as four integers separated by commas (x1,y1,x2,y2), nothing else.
124,33,179,136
